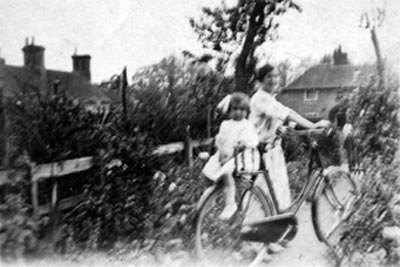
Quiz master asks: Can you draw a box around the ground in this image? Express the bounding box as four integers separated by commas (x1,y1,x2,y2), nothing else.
265,203,333,267
3,203,337,267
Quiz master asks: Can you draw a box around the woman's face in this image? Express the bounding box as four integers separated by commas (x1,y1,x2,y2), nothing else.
261,68,280,93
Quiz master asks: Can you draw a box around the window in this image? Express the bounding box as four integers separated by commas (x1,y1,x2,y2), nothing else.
304,89,319,101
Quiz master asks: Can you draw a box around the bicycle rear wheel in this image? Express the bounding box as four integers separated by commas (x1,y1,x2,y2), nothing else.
195,179,274,265
311,170,359,248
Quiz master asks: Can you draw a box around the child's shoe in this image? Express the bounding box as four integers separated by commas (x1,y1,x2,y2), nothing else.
267,242,285,254
219,203,238,220
279,239,291,249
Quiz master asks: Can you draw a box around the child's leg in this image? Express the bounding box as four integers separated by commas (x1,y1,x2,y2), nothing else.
223,173,236,205
219,173,238,220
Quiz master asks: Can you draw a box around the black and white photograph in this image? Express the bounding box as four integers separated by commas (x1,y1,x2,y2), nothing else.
0,0,399,266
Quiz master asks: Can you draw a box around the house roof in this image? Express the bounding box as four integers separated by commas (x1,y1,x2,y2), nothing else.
285,64,375,90
1,64,109,103
47,69,109,103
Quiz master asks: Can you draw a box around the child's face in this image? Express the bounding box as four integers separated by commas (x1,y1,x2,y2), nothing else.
230,102,247,121
261,68,280,93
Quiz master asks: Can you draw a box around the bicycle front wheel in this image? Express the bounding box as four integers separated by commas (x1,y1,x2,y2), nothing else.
312,170,359,248
195,180,274,265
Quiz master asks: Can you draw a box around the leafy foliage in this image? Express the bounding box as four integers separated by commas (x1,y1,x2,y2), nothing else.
62,153,159,251
2,93,159,257
344,75,399,163
336,70,400,262
0,192,38,260
129,56,230,144
337,158,398,264
144,158,206,251
6,94,110,164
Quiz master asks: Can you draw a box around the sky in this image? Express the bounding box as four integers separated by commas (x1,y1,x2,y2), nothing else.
0,0,399,82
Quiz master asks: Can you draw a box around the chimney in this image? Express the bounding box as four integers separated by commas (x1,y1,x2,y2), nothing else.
72,52,91,81
333,45,348,65
22,37,45,68
0,47,5,66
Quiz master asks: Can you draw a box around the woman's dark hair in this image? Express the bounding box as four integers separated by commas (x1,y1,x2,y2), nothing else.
255,63,275,82
227,92,251,115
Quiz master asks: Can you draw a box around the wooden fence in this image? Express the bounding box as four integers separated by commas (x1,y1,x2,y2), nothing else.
0,137,212,223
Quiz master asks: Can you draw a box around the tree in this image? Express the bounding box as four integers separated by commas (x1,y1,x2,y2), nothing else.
359,1,386,88
190,0,301,93
129,56,227,143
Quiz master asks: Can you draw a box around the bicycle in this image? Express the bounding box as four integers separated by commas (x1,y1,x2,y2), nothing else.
194,128,360,265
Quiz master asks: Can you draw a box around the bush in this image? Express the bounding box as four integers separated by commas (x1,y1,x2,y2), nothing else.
62,151,159,252
336,158,398,265
144,158,205,252
0,188,40,259
129,56,232,144
6,94,110,164
335,70,400,263
2,93,160,257
345,76,399,163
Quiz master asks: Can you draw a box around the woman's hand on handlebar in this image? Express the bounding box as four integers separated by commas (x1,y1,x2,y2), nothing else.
277,125,292,135
314,119,331,129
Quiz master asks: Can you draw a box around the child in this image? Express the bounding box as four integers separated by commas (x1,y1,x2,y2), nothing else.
203,92,259,220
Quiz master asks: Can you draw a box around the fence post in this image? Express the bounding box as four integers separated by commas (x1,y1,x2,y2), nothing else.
31,181,39,214
184,125,193,167
206,106,212,153
28,160,39,215
206,106,211,140
51,176,60,248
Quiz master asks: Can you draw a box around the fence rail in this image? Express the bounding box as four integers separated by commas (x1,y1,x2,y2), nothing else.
0,137,213,215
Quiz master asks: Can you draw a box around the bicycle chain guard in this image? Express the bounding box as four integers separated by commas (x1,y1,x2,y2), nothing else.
240,212,298,244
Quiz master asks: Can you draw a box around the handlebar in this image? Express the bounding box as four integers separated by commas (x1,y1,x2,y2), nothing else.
287,127,333,137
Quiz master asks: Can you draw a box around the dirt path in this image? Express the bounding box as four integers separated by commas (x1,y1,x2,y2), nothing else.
3,204,334,267
264,203,333,267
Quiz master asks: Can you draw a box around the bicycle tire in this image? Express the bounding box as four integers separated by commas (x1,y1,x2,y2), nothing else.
311,170,359,248
195,179,274,265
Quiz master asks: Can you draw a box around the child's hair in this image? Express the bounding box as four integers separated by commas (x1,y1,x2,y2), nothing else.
255,63,275,82
227,92,251,115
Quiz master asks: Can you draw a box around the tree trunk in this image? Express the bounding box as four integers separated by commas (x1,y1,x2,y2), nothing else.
235,0,266,94
121,67,128,124
370,27,384,88
0,87,4,167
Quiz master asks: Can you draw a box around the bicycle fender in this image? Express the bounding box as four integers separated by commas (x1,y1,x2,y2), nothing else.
196,182,221,212
192,182,221,230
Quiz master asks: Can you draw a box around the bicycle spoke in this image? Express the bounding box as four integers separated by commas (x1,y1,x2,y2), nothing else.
325,219,343,240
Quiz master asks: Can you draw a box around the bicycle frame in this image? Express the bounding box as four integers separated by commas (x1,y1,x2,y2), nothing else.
285,139,326,215
234,132,328,217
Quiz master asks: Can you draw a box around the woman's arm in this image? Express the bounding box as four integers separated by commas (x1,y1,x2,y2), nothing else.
287,110,331,129
287,110,316,129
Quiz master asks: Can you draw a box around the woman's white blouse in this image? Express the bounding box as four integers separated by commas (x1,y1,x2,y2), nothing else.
249,89,291,143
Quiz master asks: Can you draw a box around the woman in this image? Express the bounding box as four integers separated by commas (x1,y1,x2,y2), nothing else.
249,63,330,212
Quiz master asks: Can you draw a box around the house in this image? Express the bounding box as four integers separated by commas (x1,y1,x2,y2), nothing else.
277,47,374,122
0,38,110,111
0,39,112,166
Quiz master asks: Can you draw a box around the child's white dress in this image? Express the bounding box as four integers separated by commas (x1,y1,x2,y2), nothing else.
249,89,292,211
203,119,259,181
